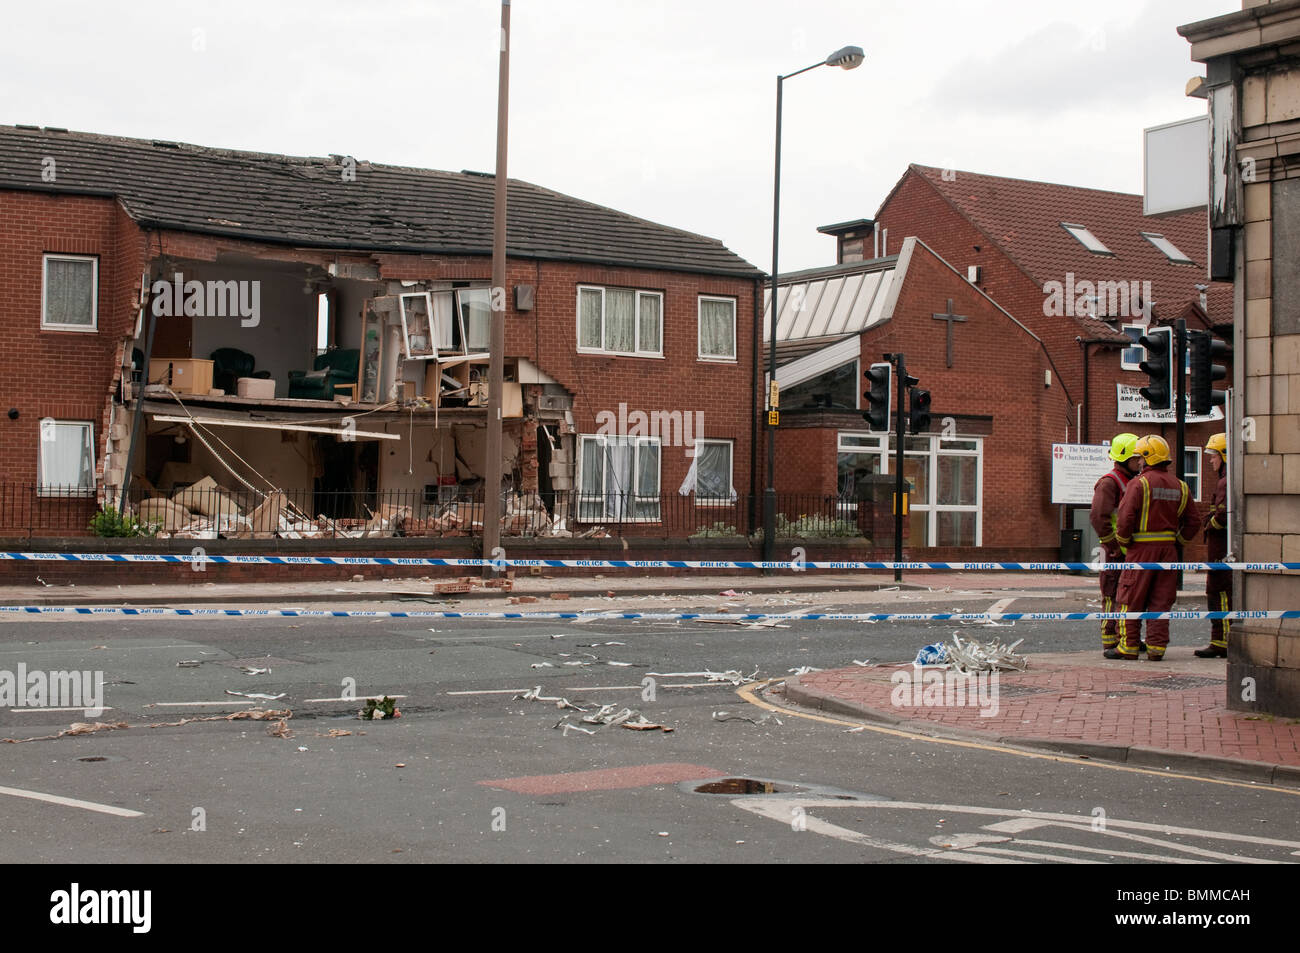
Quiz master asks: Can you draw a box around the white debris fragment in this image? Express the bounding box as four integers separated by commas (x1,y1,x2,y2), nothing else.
941,634,1028,674
787,666,822,675
646,668,759,686
224,690,287,701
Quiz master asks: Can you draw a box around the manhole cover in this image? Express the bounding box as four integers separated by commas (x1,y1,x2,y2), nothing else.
693,778,804,795
994,684,1052,697
682,777,877,800
1126,675,1225,691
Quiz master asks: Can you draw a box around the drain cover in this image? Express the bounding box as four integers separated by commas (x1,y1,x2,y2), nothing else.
994,684,1052,698
693,778,804,795
1126,675,1225,691
682,776,876,800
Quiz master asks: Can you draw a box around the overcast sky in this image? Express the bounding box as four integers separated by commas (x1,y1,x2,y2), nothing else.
1,0,1231,272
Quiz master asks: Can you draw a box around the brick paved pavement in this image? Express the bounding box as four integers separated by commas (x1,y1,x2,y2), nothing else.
786,650,1300,782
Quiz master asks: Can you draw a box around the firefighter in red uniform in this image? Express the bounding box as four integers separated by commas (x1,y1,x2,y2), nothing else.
1196,433,1230,658
1089,433,1142,654
1108,435,1201,661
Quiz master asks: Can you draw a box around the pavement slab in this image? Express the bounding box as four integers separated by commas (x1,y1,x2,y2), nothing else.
786,652,1300,778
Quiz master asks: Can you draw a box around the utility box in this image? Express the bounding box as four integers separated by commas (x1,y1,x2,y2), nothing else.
855,473,912,544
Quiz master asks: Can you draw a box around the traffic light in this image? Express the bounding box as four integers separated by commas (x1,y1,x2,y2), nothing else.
862,362,891,432
908,387,931,435
1189,330,1228,415
1138,326,1174,410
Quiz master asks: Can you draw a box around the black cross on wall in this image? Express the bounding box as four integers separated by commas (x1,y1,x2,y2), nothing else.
931,299,967,368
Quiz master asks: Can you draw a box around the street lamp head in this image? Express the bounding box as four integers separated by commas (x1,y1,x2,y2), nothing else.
825,45,865,69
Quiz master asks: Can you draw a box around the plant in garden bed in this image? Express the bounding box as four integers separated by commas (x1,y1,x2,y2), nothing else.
89,506,159,538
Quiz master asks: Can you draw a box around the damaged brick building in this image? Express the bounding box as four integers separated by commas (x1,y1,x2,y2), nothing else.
0,126,763,542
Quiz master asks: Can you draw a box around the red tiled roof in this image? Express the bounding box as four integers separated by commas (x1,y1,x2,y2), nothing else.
906,165,1232,332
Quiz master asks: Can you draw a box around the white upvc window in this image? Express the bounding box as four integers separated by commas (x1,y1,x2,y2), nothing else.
38,419,95,496
1120,324,1145,371
577,434,661,522
577,286,663,356
698,295,736,361
42,254,98,331
1184,447,1202,501
1121,322,1191,373
835,432,983,546
690,438,735,505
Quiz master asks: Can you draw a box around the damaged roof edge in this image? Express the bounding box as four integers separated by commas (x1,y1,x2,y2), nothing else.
129,215,766,279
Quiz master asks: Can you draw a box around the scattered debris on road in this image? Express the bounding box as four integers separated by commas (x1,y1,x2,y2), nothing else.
647,668,759,686
712,709,782,726
944,635,1028,674
2,708,292,744
224,690,287,701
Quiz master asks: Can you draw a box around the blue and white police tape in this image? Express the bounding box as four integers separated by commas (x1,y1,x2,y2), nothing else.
1,606,1296,622
1,552,1298,572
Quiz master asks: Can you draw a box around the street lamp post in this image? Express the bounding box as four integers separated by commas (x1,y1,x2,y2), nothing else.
763,45,864,564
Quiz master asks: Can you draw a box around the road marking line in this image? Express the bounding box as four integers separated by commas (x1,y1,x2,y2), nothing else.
1012,839,1211,863
0,785,142,818
8,707,114,713
964,845,1101,864
730,797,1001,864
0,644,197,655
303,695,407,704
736,681,1300,798
153,700,255,707
986,597,1015,614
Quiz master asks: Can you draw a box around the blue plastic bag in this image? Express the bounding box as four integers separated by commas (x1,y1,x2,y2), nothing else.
914,643,949,667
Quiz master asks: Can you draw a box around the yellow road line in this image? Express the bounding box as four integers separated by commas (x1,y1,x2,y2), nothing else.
736,680,1300,798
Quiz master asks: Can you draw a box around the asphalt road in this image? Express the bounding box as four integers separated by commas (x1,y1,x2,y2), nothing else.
1,586,1297,866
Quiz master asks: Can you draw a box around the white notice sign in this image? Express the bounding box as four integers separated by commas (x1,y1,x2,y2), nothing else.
1051,443,1113,505
1116,384,1224,423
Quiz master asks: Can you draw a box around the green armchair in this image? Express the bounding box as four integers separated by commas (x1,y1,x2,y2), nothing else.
288,348,360,400
210,347,271,394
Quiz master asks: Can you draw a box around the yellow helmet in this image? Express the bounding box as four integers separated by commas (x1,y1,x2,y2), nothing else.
1135,434,1171,466
1205,432,1227,460
1109,433,1139,462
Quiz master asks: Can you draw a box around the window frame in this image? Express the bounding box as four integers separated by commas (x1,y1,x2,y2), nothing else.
835,431,983,546
1184,447,1202,501
575,285,664,358
1140,231,1194,265
41,253,99,332
692,437,735,506
575,433,662,523
37,419,96,497
1061,223,1113,256
697,295,737,362
1120,323,1145,371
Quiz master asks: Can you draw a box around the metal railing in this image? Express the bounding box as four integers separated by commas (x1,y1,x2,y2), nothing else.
0,483,875,541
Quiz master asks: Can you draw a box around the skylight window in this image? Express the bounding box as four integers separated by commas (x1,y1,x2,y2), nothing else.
1141,232,1194,264
1061,223,1112,255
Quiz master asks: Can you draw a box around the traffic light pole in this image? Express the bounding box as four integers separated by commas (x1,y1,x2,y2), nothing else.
892,352,906,583
1175,318,1187,589
1175,318,1187,486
